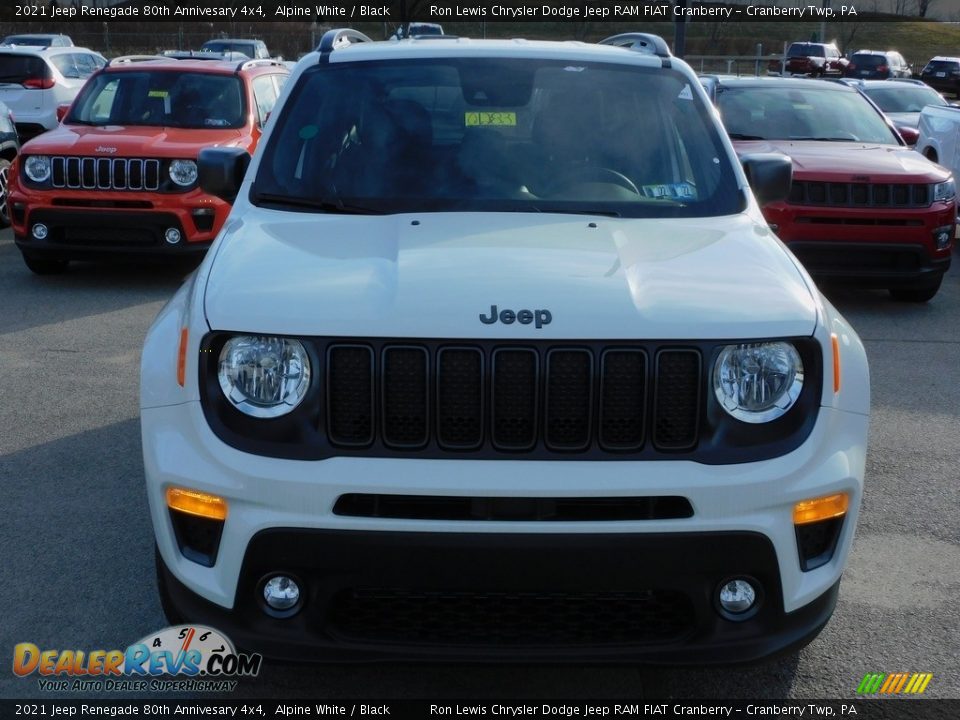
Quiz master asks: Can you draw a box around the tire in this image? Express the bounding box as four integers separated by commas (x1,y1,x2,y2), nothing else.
889,276,943,303
21,253,69,275
0,158,10,228
155,544,187,626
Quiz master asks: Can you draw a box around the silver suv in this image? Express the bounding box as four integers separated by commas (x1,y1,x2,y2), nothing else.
0,45,106,140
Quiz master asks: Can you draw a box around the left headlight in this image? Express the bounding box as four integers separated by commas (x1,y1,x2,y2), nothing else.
218,336,311,418
24,155,51,183
169,159,198,187
933,178,955,202
713,342,804,424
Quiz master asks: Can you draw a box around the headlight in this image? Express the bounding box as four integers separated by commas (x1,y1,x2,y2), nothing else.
933,178,955,202
168,159,198,187
218,336,311,418
24,155,51,183
713,342,804,424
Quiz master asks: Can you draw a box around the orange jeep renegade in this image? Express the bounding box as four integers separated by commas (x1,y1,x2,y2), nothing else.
8,55,288,274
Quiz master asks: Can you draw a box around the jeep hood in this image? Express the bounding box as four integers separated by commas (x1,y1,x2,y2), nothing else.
733,139,948,182
203,212,818,340
22,124,244,156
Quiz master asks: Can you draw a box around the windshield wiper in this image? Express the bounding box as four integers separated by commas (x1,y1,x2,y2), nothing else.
728,133,766,140
253,192,382,214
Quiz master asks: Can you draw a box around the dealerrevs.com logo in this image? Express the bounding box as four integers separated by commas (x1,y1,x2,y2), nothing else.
13,625,262,692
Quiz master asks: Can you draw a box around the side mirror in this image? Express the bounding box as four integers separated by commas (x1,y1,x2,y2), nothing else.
897,126,920,146
740,153,792,206
56,103,70,122
198,147,251,204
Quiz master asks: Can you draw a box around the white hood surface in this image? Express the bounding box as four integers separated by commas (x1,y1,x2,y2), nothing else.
203,211,818,340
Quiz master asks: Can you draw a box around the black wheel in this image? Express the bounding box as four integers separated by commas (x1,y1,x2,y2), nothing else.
0,158,10,228
155,544,186,625
21,253,69,275
889,276,942,303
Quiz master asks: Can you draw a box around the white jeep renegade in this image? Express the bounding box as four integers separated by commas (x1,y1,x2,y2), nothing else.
141,30,870,663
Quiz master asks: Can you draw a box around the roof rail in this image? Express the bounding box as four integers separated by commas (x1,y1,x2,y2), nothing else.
108,54,171,66
235,58,287,72
317,28,373,54
599,33,671,59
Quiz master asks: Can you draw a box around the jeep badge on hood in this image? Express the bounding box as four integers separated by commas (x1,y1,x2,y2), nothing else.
479,305,552,328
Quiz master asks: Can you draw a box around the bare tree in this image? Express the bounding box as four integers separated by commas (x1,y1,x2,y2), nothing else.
916,0,936,17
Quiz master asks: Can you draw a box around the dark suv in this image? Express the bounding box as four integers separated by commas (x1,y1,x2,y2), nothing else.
921,57,960,96
847,50,912,79
777,42,848,77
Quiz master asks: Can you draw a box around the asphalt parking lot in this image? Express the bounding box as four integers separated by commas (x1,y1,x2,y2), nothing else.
0,227,958,700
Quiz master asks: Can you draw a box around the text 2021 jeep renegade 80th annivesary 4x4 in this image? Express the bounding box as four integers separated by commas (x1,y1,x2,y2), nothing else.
7,55,288,275
141,31,870,663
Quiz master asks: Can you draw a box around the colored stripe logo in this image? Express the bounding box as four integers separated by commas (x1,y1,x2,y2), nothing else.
857,672,933,694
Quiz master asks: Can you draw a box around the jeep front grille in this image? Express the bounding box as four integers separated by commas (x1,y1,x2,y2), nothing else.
50,156,161,191
788,181,931,208
202,335,822,463
324,342,702,454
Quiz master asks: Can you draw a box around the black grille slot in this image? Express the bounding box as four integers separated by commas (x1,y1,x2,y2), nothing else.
331,588,695,646
491,349,539,451
796,517,844,572
653,350,701,450
436,348,483,450
327,345,374,447
381,346,429,448
599,350,647,451
545,349,592,451
334,494,694,521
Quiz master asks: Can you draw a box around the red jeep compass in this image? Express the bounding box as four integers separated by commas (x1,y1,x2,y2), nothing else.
708,76,954,302
8,55,288,274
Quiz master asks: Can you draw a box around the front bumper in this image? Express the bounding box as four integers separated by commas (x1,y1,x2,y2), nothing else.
143,399,867,662
764,201,954,285
9,186,230,260
158,528,840,664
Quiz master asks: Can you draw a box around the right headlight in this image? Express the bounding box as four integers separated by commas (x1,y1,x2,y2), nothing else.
713,342,804,424
217,336,311,418
933,178,955,202
24,155,51,183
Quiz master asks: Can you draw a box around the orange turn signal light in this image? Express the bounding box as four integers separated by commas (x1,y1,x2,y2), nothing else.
166,487,228,521
793,493,849,526
176,328,189,387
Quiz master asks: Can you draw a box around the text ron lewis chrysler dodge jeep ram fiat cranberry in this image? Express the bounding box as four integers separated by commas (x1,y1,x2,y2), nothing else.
140,31,870,663
8,55,288,275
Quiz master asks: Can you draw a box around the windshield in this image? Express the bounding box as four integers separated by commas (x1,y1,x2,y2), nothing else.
252,58,742,218
863,85,947,113
67,70,246,128
788,44,823,58
852,55,886,68
202,41,255,58
718,85,900,144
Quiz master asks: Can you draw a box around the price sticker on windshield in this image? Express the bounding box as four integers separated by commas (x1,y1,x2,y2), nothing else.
465,112,517,127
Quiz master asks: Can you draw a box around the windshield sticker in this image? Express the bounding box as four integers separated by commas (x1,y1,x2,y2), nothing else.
465,112,517,127
641,183,697,200
678,85,693,100
147,90,168,98
204,119,230,127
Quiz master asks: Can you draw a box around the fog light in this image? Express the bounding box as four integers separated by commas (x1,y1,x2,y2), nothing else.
263,575,300,611
164,227,182,245
933,224,953,250
718,578,757,614
31,223,48,240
